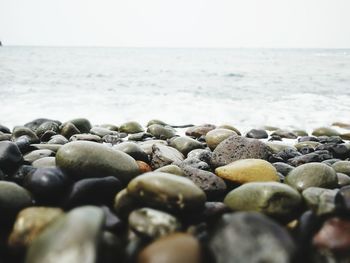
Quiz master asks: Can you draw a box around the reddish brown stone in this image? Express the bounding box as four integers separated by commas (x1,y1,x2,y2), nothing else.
137,161,152,173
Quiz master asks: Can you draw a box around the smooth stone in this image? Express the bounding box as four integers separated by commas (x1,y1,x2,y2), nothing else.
47,134,68,145
146,119,168,127
35,121,60,138
90,127,118,137
150,143,184,169
302,187,338,215
67,118,91,133
56,141,140,183
271,129,298,139
69,133,101,142
99,124,119,131
24,118,61,132
101,206,123,232
293,130,308,137
15,135,32,154
137,161,152,173
113,189,141,220
146,124,177,140
185,124,216,138
12,126,39,143
335,185,350,211
9,165,36,185
182,165,226,199
139,140,167,155
265,142,296,154
119,121,144,134
269,148,301,163
24,149,55,163
128,132,153,141
0,133,12,141
187,149,212,164
224,182,301,219
285,163,338,192
332,122,350,129
60,122,81,139
113,142,149,163
332,161,350,176
65,176,122,208
103,134,123,145
155,165,185,176
32,157,56,168
272,162,294,176
25,206,104,263
288,151,332,167
294,141,321,150
211,135,270,168
246,129,268,139
0,141,23,175
340,132,350,140
30,144,62,152
127,172,206,212
208,212,296,263
129,208,181,239
169,136,204,156
216,159,279,184
0,124,10,133
337,173,350,187
312,127,340,137
138,233,201,263
322,158,341,166
8,207,63,249
23,167,69,204
217,124,241,135
313,217,350,255
205,128,237,150
0,181,33,223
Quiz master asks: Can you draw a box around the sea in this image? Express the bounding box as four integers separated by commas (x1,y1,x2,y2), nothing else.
1,47,350,132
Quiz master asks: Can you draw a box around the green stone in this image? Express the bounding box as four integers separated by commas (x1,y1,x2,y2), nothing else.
119,121,144,134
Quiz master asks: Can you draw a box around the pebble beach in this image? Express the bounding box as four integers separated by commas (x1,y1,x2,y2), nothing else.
1,117,350,263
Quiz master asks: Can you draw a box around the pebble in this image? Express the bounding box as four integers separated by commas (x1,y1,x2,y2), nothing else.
312,127,340,137
245,129,268,139
119,121,144,134
113,142,149,163
185,124,216,138
0,141,23,175
67,118,92,133
169,136,204,156
150,143,184,169
60,122,81,139
205,128,237,150
24,149,55,164
147,124,177,139
332,160,350,175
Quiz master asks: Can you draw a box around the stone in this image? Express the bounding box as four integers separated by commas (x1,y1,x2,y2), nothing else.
218,124,241,135
32,157,56,168
138,233,201,263
25,206,104,263
128,132,153,141
340,132,350,140
99,124,119,131
23,167,69,204
285,163,338,192
65,176,122,208
68,118,92,133
294,141,321,150
147,124,176,139
113,189,141,220
313,217,350,256
224,182,302,220
185,124,216,138
271,129,297,139
129,208,181,239
178,157,210,171
113,142,149,163
127,172,206,212
337,173,350,187
0,181,33,224
0,141,23,175
208,212,296,263
205,128,237,151
35,121,60,139
24,149,55,163
272,162,294,176
169,136,204,156
288,151,332,167
211,135,270,168
292,130,308,137
335,185,350,212
47,135,68,145
12,126,39,143
302,187,338,215
8,207,63,249
215,159,279,184
102,134,123,145
182,165,226,199
312,127,340,137
30,144,62,152
150,143,184,169
246,129,268,139
0,124,10,133
146,119,168,127
332,122,350,129
56,141,140,183
139,140,167,155
119,121,144,134
269,148,301,163
154,165,184,176
15,135,32,154
24,118,61,132
90,127,118,137
332,161,350,176
60,122,81,139
69,133,101,142
187,149,212,164
266,142,296,154
137,161,152,173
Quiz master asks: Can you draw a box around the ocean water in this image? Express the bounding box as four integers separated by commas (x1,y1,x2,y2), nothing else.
1,47,350,131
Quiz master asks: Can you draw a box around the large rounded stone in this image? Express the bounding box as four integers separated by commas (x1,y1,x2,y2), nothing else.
312,127,340,137
332,161,350,176
68,118,92,133
25,206,104,263
208,212,296,263
224,182,302,220
211,135,270,168
12,126,39,143
113,142,149,163
0,181,33,223
285,163,338,192
56,141,140,183
147,124,176,139
35,121,60,138
8,207,63,249
127,172,206,212
215,159,279,184
138,233,201,263
0,141,23,175
60,122,81,139
119,121,144,134
129,208,181,239
205,128,237,150
169,136,204,156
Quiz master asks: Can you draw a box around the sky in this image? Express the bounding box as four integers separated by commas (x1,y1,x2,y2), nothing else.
0,0,350,48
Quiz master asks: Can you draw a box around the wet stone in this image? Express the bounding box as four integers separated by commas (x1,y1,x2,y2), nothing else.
90,126,118,137
69,133,101,142
0,141,23,175
12,126,39,143
129,208,181,239
246,129,268,139
60,122,81,139
169,136,204,156
35,121,60,139
312,127,340,137
150,143,184,169
68,118,91,133
271,129,298,139
205,128,237,150
47,134,68,145
119,121,144,134
32,157,56,168
24,149,55,164
113,142,149,163
273,162,294,176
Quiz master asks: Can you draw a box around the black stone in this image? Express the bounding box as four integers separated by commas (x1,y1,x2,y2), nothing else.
14,135,32,154
0,141,23,176
246,129,268,139
0,124,10,134
272,162,294,176
335,185,350,213
298,136,319,142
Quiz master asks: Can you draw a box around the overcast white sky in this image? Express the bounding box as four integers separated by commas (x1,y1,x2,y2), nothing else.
0,0,350,48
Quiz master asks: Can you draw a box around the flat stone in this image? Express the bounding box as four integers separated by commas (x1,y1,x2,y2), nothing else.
215,159,279,184
69,133,101,142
